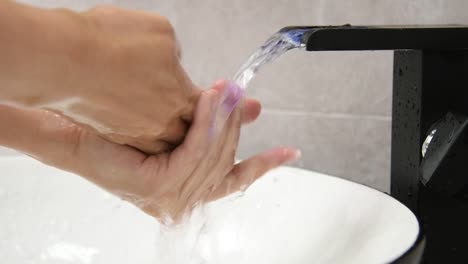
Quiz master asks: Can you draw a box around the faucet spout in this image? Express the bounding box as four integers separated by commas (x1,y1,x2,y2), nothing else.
280,25,468,51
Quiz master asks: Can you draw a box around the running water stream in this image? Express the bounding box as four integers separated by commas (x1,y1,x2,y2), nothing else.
155,27,310,264
233,28,309,89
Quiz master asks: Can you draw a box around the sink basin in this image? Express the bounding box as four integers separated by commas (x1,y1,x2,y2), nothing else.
0,156,421,264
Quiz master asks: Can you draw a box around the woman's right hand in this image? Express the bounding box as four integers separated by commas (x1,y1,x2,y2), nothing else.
0,81,300,222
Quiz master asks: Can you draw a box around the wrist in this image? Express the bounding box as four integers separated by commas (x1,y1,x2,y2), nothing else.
0,104,81,170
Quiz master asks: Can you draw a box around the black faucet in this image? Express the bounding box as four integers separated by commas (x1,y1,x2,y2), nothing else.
288,25,468,264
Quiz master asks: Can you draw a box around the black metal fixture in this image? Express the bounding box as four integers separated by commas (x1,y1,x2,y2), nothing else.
291,25,468,263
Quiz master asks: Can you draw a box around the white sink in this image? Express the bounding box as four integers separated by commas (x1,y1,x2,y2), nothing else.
0,156,419,264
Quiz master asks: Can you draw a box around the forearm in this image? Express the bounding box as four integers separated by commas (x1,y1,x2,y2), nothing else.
0,105,67,162
0,1,94,106
0,104,147,196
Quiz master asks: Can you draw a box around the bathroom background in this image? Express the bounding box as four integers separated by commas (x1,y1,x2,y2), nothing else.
2,0,468,192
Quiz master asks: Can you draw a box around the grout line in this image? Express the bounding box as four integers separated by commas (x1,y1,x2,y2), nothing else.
262,108,392,121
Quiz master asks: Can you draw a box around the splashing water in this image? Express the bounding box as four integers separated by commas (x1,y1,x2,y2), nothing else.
155,28,309,264
232,28,309,90
231,28,308,194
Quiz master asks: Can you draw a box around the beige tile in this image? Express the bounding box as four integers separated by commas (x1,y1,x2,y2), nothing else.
237,110,391,192
245,51,393,116
317,0,468,25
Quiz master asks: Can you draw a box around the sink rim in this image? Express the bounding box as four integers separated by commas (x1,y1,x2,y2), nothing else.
272,166,425,264
0,155,425,263
392,225,425,264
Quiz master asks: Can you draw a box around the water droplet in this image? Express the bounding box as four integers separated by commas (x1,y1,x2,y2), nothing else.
422,129,437,157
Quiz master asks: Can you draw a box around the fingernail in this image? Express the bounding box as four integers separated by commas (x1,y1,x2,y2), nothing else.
293,149,302,160
220,81,243,117
284,149,302,165
212,81,243,134
214,79,225,87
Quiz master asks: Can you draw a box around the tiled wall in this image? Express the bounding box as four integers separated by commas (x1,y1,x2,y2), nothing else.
6,0,468,192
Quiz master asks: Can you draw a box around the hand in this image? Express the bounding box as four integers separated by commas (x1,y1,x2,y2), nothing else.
0,81,299,222
73,6,198,153
1,3,200,154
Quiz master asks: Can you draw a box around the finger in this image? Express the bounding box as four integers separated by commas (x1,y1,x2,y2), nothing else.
177,88,220,161
219,101,243,161
212,81,243,133
186,102,243,207
209,79,259,125
180,83,243,207
188,82,246,202
241,98,261,124
204,81,243,172
209,101,243,187
171,81,230,202
207,147,301,201
173,80,241,207
167,83,222,193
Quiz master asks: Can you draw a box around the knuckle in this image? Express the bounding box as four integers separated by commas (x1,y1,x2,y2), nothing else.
192,147,207,161
84,5,117,26
61,125,85,158
42,124,85,167
224,163,235,177
157,16,176,36
87,5,117,14
230,165,242,180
